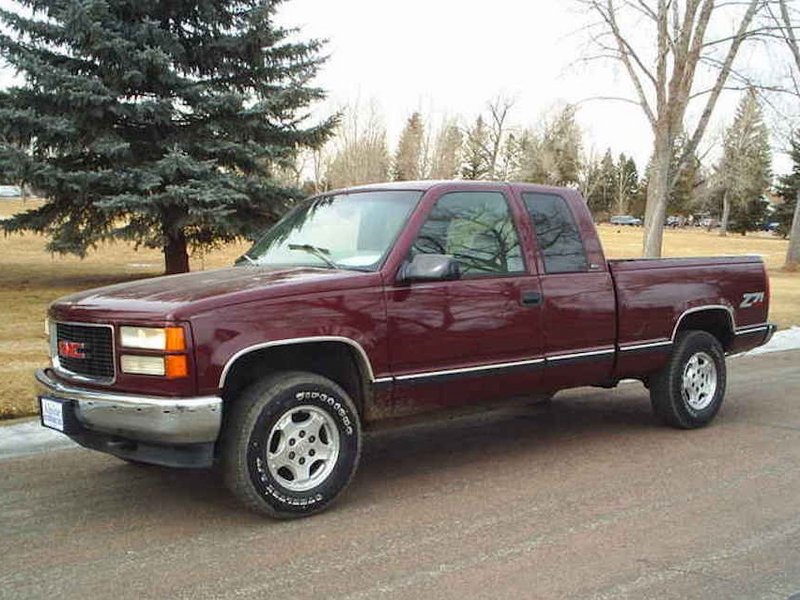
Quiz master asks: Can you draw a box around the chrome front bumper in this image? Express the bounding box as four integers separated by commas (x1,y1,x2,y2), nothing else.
35,369,222,445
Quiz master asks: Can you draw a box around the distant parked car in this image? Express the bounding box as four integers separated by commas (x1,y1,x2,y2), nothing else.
699,217,717,229
0,185,21,198
763,222,780,233
666,215,683,228
610,215,642,226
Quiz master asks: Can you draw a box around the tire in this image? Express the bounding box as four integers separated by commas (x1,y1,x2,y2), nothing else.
119,458,155,467
529,391,556,405
221,371,362,518
649,330,727,429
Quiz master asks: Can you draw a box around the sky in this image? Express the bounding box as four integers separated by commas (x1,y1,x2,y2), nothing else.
277,0,658,165
0,0,793,173
275,0,792,173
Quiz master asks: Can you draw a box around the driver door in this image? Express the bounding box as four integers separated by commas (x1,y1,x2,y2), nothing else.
385,186,545,409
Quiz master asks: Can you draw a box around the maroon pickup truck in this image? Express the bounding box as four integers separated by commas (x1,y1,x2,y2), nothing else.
36,181,775,518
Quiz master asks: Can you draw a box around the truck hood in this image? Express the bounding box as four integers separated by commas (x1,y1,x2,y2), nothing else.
50,266,381,322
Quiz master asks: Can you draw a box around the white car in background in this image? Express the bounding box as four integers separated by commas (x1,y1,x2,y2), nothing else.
609,215,642,226
0,185,22,198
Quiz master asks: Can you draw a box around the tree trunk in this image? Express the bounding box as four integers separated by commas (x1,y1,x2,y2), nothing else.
642,129,671,257
786,188,800,271
164,229,190,274
719,191,730,237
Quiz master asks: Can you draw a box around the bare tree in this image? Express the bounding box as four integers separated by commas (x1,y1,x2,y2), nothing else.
580,0,764,256
786,171,800,270
485,96,516,179
325,101,389,189
767,0,800,269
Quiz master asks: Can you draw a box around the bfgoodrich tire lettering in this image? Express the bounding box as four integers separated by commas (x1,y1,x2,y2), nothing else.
222,371,362,518
649,330,727,429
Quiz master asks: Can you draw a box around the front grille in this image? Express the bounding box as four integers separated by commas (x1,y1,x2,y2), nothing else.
55,322,115,381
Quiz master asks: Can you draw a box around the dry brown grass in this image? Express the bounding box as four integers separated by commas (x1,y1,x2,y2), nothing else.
1,200,797,419
0,199,248,418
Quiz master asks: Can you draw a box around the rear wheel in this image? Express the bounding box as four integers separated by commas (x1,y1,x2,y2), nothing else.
221,371,362,518
649,330,727,429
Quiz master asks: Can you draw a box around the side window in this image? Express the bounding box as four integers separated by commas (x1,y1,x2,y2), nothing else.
412,191,524,276
522,192,588,274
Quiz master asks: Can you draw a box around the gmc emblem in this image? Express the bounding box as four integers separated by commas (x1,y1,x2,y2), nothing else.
58,340,87,359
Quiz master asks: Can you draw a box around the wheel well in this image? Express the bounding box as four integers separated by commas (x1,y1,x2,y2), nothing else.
675,309,734,351
221,342,369,415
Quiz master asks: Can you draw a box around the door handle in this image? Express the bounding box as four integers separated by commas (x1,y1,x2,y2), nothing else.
521,291,543,306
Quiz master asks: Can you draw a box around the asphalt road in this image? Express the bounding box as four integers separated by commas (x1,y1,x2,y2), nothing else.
1,350,799,600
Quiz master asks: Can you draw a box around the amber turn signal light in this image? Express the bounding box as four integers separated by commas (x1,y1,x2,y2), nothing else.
165,354,188,378
165,327,187,351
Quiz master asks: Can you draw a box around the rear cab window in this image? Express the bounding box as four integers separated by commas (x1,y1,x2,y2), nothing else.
522,192,588,274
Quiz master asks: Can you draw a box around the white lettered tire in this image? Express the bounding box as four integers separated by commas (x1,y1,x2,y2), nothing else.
221,371,362,518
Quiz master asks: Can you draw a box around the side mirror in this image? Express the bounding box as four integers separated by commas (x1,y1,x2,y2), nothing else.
397,254,461,283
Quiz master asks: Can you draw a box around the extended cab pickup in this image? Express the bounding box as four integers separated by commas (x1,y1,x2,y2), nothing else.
36,181,775,518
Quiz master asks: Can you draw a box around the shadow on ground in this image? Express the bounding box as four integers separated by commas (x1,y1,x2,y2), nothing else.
57,386,657,525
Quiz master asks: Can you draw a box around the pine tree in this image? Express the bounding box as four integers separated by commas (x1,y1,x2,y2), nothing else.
775,131,800,240
712,90,772,236
669,135,702,216
539,105,582,186
393,112,424,181
598,150,617,213
517,105,583,187
460,116,490,180
579,154,603,215
729,195,769,235
497,133,523,181
517,129,545,183
614,153,639,215
630,164,649,219
0,0,334,273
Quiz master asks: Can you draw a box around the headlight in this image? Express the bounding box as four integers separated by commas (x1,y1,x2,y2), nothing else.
120,354,188,378
119,326,186,351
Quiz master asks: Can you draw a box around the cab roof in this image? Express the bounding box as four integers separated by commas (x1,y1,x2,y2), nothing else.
328,180,579,196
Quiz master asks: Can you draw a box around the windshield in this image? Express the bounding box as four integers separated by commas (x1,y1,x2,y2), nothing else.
239,190,422,271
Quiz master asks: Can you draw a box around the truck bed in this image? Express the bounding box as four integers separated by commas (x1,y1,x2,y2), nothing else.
608,255,771,377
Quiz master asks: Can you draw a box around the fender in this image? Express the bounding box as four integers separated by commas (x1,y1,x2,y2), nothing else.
671,305,736,342
218,335,382,390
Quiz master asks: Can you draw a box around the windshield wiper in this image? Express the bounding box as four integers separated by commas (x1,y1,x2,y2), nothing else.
288,243,340,269
236,252,259,266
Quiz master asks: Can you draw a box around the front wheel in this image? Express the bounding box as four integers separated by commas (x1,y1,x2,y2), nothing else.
221,371,362,518
649,330,727,429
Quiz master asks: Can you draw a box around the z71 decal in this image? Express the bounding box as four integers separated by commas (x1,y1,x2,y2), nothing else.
740,291,765,308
